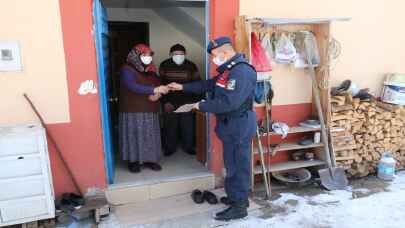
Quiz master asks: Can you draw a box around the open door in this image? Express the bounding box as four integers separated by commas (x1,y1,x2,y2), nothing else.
93,0,115,184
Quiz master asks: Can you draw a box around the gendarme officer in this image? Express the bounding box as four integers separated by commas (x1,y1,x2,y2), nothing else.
168,37,257,221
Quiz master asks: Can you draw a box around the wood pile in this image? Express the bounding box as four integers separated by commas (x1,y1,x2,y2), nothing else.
330,93,405,178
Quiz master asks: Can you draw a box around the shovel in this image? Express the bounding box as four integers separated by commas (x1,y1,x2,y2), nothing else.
303,33,348,190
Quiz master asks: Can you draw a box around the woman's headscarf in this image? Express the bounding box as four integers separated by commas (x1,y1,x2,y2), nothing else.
127,44,157,73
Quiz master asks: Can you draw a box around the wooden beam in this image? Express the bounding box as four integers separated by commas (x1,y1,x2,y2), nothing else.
234,15,250,60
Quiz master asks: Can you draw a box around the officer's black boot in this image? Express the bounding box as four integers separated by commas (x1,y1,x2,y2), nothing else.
214,201,248,221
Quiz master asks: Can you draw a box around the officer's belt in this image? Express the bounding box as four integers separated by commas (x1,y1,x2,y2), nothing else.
217,96,253,123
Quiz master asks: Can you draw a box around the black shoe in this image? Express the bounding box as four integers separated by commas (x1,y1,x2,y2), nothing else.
202,191,218,204
128,162,141,173
143,162,162,171
164,150,176,156
215,206,232,217
185,148,196,155
62,193,85,208
214,204,248,221
191,189,204,204
220,196,233,206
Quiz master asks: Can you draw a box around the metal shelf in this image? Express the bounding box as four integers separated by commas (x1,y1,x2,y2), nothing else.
254,159,326,174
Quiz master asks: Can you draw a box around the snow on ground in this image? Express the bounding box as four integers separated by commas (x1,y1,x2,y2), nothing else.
224,171,405,228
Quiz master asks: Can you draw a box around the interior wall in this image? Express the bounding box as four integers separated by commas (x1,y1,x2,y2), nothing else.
0,0,70,124
107,7,207,79
240,0,405,105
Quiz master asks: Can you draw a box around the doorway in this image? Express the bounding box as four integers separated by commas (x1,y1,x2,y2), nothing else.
95,0,210,185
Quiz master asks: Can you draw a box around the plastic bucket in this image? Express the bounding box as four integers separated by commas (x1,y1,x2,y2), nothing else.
381,74,405,105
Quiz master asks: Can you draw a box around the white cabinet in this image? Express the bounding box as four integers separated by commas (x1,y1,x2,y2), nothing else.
0,124,55,227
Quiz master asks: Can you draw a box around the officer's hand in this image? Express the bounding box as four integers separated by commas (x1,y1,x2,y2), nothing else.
154,86,169,95
192,102,200,110
168,82,183,91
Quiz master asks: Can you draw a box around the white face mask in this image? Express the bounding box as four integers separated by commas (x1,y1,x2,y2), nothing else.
172,54,185,65
212,55,226,66
140,56,153,65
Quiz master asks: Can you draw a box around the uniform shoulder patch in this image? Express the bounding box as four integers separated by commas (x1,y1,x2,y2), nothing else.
226,79,236,90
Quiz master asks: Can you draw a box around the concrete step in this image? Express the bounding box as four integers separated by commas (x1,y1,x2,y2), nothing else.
101,188,262,227
105,172,215,205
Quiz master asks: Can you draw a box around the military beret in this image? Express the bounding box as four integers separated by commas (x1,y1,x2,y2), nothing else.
207,36,232,54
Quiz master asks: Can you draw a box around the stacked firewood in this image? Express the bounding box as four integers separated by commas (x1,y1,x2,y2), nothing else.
330,94,405,178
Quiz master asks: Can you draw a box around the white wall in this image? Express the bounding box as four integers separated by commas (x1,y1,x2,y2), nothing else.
107,7,206,79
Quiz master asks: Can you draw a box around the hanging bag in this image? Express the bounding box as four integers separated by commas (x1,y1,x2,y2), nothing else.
251,32,272,72
275,33,297,64
260,32,274,59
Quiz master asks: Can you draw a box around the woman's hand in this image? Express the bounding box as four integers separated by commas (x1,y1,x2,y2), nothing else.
148,93,161,102
167,82,183,91
153,86,169,95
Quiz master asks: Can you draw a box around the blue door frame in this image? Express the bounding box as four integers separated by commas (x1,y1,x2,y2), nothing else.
93,0,211,185
93,0,115,184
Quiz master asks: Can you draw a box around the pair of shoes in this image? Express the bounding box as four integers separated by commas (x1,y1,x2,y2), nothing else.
191,190,218,204
60,193,85,212
215,202,248,221
143,162,162,171
185,148,196,155
128,162,141,173
164,150,176,156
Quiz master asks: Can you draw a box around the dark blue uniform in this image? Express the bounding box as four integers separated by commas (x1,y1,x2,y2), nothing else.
183,53,257,204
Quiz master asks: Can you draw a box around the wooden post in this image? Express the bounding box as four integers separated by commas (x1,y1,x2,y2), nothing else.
234,15,250,59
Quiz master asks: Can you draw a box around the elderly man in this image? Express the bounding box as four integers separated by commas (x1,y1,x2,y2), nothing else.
168,37,257,221
159,44,201,156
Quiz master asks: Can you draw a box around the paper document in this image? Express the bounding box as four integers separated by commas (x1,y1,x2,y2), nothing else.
174,103,195,113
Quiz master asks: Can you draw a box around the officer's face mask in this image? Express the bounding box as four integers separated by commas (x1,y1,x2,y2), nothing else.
212,53,227,66
140,55,153,65
172,54,185,65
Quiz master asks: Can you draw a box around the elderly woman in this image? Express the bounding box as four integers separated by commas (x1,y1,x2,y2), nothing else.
119,44,169,173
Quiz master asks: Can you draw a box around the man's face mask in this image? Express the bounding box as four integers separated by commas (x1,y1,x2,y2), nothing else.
212,52,226,66
140,55,153,65
172,54,185,65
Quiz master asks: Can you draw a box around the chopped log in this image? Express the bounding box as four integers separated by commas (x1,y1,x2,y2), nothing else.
332,104,353,112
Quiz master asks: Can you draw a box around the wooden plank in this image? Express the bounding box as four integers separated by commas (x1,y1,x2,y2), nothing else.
332,135,354,142
254,160,326,173
196,111,206,163
247,17,350,25
273,142,324,152
264,126,321,136
330,127,346,132
254,142,324,154
234,15,250,60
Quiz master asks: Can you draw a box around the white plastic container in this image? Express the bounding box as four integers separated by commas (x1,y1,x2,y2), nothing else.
381,73,405,105
377,152,396,181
